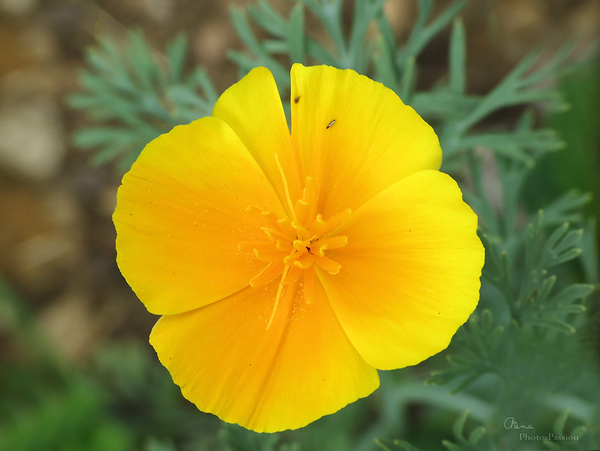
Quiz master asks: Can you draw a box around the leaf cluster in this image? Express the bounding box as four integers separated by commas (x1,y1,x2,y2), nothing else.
426,310,504,394
233,0,571,170
543,408,598,451
218,424,301,451
375,411,487,451
72,0,575,173
68,31,218,170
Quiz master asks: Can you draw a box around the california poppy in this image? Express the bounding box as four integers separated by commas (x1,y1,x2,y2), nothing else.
113,64,484,432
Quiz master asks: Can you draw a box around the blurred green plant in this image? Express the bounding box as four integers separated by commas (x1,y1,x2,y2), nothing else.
58,0,600,450
0,275,133,451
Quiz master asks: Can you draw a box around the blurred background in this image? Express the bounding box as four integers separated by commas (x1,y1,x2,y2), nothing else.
0,0,599,450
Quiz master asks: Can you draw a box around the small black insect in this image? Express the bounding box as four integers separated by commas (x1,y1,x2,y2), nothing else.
294,96,301,103
326,119,336,129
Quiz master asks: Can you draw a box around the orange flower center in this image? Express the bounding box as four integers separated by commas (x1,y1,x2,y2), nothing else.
239,158,350,328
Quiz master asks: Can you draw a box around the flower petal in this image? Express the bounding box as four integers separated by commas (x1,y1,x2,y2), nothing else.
150,271,380,433
114,116,286,315
213,67,302,210
318,170,484,370
290,64,442,218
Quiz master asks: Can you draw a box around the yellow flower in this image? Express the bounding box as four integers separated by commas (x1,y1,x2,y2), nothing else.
113,64,484,433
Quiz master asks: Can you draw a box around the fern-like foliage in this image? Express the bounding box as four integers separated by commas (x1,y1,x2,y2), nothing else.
71,0,574,174
69,31,218,170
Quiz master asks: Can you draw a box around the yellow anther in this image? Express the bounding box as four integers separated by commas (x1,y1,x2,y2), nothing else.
240,173,352,329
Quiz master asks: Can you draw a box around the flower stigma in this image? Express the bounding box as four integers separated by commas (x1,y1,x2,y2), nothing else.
239,154,350,329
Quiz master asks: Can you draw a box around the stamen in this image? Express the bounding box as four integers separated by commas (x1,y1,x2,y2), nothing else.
254,247,287,263
294,199,310,226
314,235,348,255
250,262,285,287
296,177,318,223
242,172,351,329
291,221,311,241
267,265,290,330
275,239,292,251
283,264,304,284
314,254,342,274
303,267,316,304
309,214,327,237
324,208,352,234
292,254,314,269
274,153,298,223
263,227,292,242
245,205,264,219
261,212,295,241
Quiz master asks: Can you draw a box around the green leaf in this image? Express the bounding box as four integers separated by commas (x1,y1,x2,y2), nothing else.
277,444,301,451
553,229,584,255
287,3,306,63
542,440,563,450
129,29,160,90
166,34,188,83
374,439,396,451
91,141,133,166
144,438,176,451
376,5,396,53
449,372,484,395
550,284,595,305
187,67,219,104
347,0,387,70
301,0,346,60
230,6,265,56
449,17,466,94
411,91,479,122
398,0,466,68
542,190,592,226
167,85,211,111
227,6,290,86
441,439,463,451
458,128,563,163
306,38,339,66
455,44,572,133
579,218,599,283
392,439,422,451
400,57,417,103
426,368,464,387
96,38,137,94
72,127,132,148
219,424,279,451
537,222,584,269
553,409,570,436
374,34,398,91
546,222,571,251
247,0,287,37
468,427,486,445
571,425,587,438
533,275,557,304
547,247,583,269
228,50,261,75
452,410,470,442
446,355,480,368
534,317,576,334
86,46,114,75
